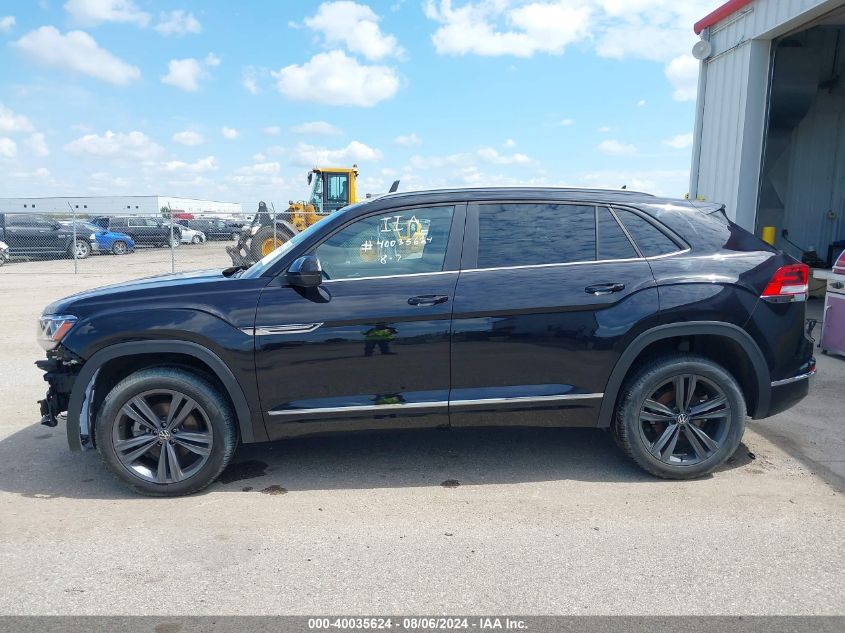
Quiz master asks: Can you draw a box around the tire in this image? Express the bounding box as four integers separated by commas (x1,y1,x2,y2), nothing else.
170,236,180,249
613,354,746,479
96,367,238,496
111,240,128,255
70,238,91,260
249,225,294,261
191,235,201,244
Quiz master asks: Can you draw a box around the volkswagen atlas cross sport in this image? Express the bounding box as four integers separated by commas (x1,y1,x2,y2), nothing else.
37,188,815,496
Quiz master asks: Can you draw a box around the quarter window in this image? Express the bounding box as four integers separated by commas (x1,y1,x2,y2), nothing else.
614,209,681,257
313,206,454,281
597,207,638,260
477,203,596,268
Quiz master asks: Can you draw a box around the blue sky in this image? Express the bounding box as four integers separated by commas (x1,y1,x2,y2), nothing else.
0,0,722,203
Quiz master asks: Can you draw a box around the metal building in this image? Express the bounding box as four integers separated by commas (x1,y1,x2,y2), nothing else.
690,0,845,265
0,195,243,217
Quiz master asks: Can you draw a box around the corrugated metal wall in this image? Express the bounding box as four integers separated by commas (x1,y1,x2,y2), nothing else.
691,0,843,228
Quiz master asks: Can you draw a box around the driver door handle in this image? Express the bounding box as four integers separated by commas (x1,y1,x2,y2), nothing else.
408,294,449,306
585,283,625,295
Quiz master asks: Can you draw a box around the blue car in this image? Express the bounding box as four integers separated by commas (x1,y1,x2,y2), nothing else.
62,222,135,255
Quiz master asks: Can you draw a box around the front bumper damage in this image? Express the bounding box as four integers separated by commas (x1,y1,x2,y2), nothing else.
37,354,76,428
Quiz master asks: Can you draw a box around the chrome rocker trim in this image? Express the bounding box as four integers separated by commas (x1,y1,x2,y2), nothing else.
243,323,324,336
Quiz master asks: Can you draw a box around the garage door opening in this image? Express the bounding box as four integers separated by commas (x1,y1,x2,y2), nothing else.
757,8,845,266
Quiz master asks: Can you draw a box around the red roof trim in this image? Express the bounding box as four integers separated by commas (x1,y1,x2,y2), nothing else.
694,0,754,34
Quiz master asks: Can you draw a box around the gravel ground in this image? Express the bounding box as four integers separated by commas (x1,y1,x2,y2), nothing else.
0,257,843,615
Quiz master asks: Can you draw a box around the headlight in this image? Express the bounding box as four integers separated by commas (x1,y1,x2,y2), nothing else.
0,241,7,249
38,315,77,351
89,233,97,240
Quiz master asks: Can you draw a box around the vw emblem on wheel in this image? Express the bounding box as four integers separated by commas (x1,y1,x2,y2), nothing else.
676,413,690,426
158,428,172,441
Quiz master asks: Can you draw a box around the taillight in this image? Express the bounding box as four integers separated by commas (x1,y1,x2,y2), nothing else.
761,263,809,302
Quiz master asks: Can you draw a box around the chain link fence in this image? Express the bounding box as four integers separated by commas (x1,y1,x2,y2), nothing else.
0,203,284,276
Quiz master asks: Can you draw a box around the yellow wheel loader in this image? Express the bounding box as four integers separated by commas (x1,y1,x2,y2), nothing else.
227,166,399,266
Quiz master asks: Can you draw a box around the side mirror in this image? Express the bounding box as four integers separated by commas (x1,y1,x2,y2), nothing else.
286,255,322,288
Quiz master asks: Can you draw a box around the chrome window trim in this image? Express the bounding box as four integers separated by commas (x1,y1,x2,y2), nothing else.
266,392,603,416
457,258,643,274
771,369,816,387
322,270,458,283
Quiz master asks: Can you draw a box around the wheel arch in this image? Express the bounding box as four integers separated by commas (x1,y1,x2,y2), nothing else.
598,322,771,428
66,340,257,451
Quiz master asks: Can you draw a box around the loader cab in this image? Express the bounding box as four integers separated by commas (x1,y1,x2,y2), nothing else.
307,166,358,214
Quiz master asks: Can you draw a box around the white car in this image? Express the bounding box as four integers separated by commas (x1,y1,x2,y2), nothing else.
178,226,206,244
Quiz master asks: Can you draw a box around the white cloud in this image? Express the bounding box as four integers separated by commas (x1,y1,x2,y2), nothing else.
155,10,201,36
291,140,382,166
10,167,51,180
303,1,404,61
25,132,49,156
222,126,239,140
666,53,699,102
503,138,516,148
637,99,647,107
64,0,150,26
291,121,343,135
0,15,15,31
263,126,282,136
579,168,690,198
663,132,694,149
598,126,612,133
172,130,204,146
64,130,163,160
0,103,34,133
423,1,714,99
273,50,399,107
242,66,262,94
162,155,218,173
13,26,141,85
0,137,17,158
598,139,637,156
395,133,421,147
559,118,574,126
253,152,267,162
230,162,286,189
424,0,592,57
161,55,218,91
477,146,530,164
409,152,471,169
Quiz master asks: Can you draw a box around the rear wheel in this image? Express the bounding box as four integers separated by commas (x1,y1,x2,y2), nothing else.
191,235,201,244
96,367,238,496
111,240,128,255
613,354,746,479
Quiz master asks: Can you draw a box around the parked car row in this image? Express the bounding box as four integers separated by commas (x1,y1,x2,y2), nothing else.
0,213,234,263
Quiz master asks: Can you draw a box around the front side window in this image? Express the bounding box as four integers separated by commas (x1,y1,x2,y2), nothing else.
477,203,596,269
313,206,454,281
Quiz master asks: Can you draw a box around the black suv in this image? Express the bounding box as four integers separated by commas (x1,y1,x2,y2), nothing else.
91,216,181,248
37,188,815,496
1,213,97,260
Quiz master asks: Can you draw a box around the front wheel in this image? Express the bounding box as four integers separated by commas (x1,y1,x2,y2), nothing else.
169,236,180,248
613,354,746,479
111,240,128,255
71,238,91,260
191,235,201,244
96,367,238,496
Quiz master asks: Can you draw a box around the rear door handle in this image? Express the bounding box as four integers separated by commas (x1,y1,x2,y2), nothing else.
585,283,625,295
408,294,449,306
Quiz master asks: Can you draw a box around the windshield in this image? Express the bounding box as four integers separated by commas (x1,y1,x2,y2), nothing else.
308,172,323,212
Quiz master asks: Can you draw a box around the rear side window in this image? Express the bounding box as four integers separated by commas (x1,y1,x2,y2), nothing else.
477,203,596,268
614,209,681,257
597,207,638,260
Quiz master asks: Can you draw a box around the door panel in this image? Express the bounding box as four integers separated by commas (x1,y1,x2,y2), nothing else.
254,203,464,439
449,202,659,428
255,273,457,438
